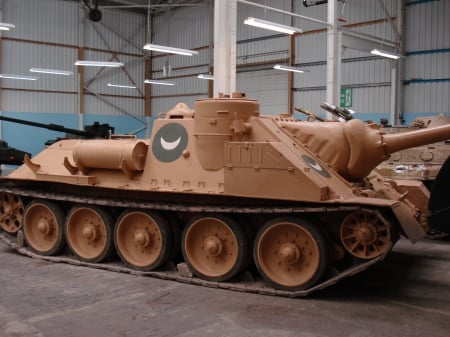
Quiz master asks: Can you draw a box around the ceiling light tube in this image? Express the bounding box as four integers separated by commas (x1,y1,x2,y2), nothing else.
144,79,175,86
143,43,199,56
0,23,15,31
74,60,124,67
370,49,402,60
244,17,302,35
30,68,73,76
197,74,214,80
273,64,305,73
0,74,37,81
107,83,137,89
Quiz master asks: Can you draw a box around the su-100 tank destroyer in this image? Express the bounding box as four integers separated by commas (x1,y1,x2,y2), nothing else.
0,93,449,297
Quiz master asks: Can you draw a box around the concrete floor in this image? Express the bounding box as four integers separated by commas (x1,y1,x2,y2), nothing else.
0,238,449,337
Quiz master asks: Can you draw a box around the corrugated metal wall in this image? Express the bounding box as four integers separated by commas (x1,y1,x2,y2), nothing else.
1,0,146,118
1,0,449,141
403,0,450,120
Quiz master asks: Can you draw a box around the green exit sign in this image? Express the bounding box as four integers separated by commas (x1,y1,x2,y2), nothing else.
340,88,352,108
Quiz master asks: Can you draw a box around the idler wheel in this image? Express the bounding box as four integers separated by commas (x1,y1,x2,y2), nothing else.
23,200,65,256
0,192,24,234
340,210,393,259
182,214,249,282
65,205,114,263
254,217,328,291
114,210,172,271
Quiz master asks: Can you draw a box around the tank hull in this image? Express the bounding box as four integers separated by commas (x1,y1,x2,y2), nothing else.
1,95,449,295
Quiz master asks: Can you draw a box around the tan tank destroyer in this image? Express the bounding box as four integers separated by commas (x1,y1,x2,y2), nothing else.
1,93,449,296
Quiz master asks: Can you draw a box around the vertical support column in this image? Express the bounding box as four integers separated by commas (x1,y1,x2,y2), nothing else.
288,35,295,115
144,55,152,138
0,0,4,140
213,0,237,98
208,0,214,98
287,0,298,115
391,0,405,126
390,64,398,125
77,4,85,131
77,47,85,131
0,33,3,141
326,0,340,118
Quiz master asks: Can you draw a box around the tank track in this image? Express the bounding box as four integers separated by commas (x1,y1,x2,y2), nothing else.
0,184,390,297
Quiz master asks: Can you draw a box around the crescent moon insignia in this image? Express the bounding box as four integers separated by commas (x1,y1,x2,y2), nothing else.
161,136,181,151
309,162,323,171
301,154,331,178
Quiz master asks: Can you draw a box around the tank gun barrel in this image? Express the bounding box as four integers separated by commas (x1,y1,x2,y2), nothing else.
382,124,450,155
0,116,113,139
294,107,325,122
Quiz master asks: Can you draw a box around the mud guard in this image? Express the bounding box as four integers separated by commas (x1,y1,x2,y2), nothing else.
428,156,450,234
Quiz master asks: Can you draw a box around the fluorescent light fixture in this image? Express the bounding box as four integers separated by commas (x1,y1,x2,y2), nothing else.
197,74,214,80
143,43,199,56
370,49,402,60
74,60,124,67
244,17,302,35
0,23,15,31
144,79,175,86
0,74,37,81
30,68,73,76
273,64,305,73
107,83,137,89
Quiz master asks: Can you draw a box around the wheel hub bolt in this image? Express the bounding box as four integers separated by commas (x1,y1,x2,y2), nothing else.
280,242,301,264
82,225,97,241
355,225,376,244
134,231,150,247
37,219,50,235
204,236,223,256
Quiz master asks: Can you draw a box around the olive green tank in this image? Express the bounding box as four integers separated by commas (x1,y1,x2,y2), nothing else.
1,94,449,296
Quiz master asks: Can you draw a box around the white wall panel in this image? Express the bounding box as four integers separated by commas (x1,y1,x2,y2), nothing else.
405,0,450,52
1,91,77,114
404,82,450,115
342,59,391,85
403,0,450,116
152,50,209,70
237,69,288,115
237,0,298,41
3,0,78,45
293,89,326,116
82,51,145,96
1,40,77,91
405,53,450,80
83,94,144,117
83,9,145,54
238,36,290,65
1,0,147,118
294,64,325,88
152,2,210,49
151,95,206,117
150,76,206,97
296,32,327,63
